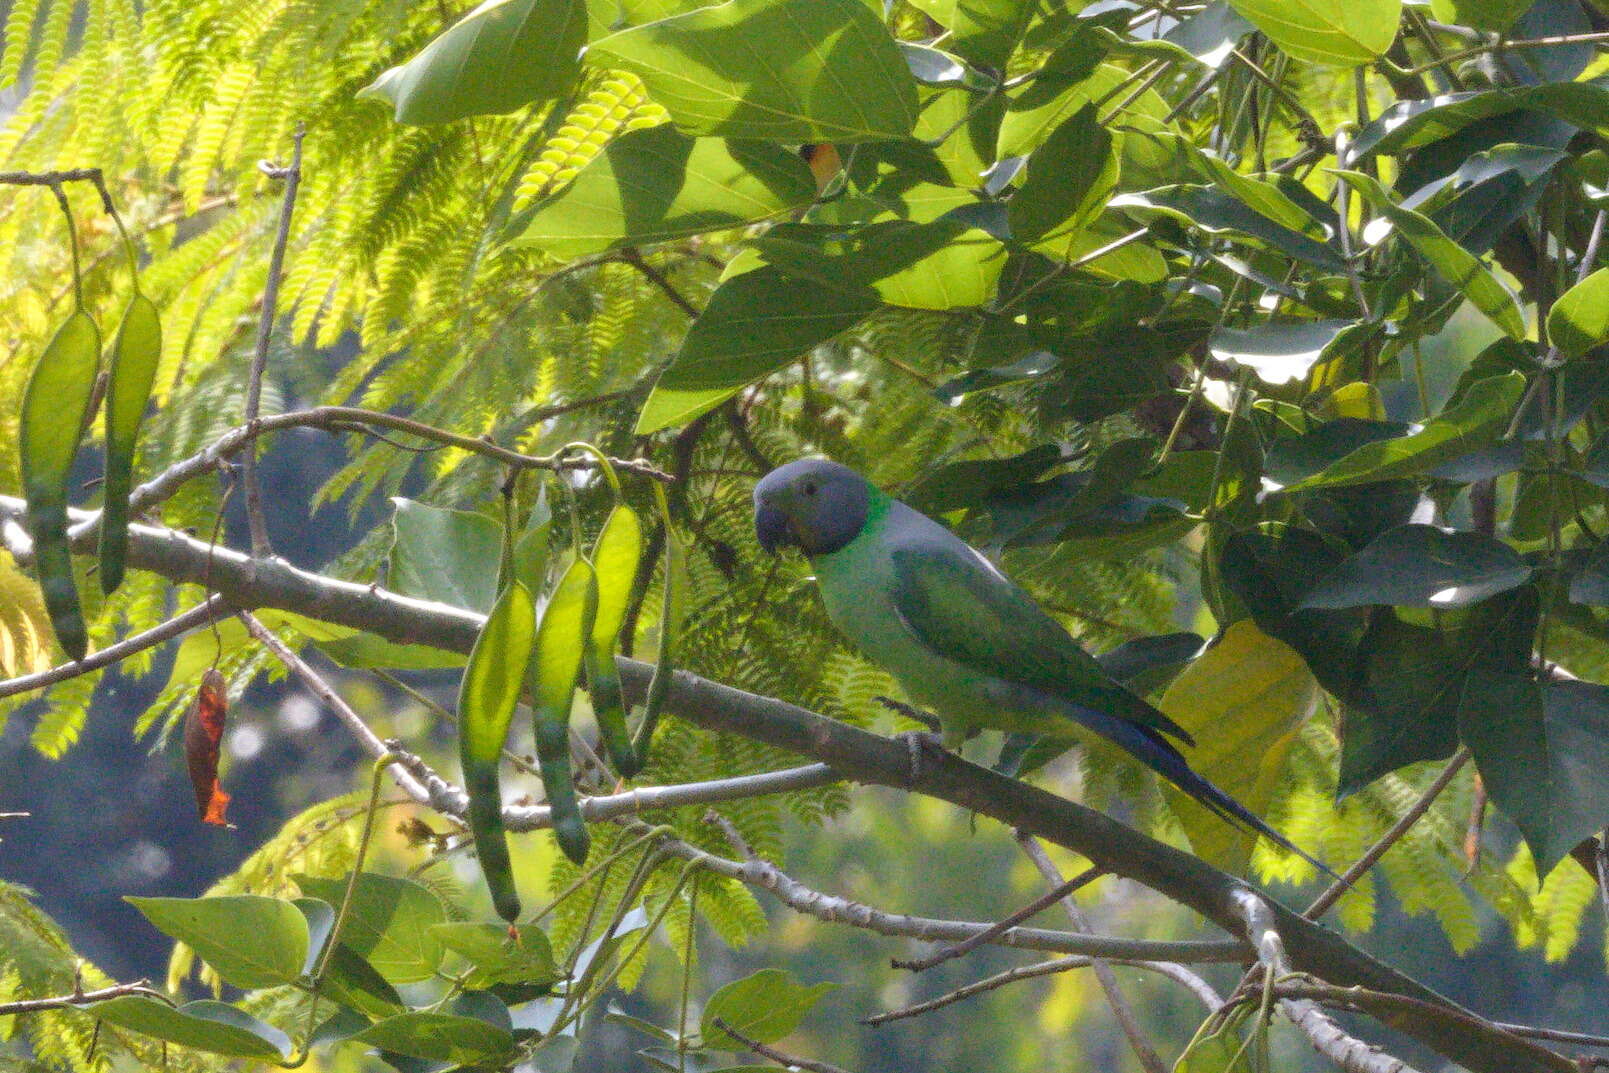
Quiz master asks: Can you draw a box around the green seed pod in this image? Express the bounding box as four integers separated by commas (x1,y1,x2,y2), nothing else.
585,505,643,775
19,309,102,661
530,558,597,865
459,580,537,922
99,294,162,594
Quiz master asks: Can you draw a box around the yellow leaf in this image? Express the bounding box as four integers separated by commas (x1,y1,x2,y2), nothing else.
1158,619,1319,873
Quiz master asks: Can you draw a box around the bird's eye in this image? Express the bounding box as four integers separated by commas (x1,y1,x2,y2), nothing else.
801,480,818,496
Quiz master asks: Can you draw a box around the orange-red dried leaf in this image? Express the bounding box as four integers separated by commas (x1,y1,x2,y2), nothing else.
183,668,232,826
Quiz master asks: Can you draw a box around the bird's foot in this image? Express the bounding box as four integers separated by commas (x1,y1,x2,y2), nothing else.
895,730,950,788
875,695,941,733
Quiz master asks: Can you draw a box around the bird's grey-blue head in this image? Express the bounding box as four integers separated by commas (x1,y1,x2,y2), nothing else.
753,459,871,557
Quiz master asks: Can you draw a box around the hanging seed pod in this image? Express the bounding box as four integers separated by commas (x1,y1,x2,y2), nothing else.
631,498,687,772
584,504,643,775
459,580,537,922
530,558,597,865
19,309,102,661
99,294,161,594
183,668,233,826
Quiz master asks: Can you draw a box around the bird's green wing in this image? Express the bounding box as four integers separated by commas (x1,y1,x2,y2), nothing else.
888,540,1194,744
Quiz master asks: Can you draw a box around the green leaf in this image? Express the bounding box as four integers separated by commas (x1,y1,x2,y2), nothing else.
1547,267,1609,360
1301,525,1532,610
358,0,586,124
19,309,100,661
1460,675,1609,874
904,444,1063,514
1338,170,1527,340
1227,0,1401,65
432,922,561,986
904,0,1032,68
354,1010,516,1065
1351,82,1609,160
89,997,291,1060
1209,319,1366,385
999,63,1167,159
586,0,918,142
700,969,836,1049
503,127,816,259
322,944,407,1017
295,873,446,983
1158,620,1319,873
126,895,308,990
459,579,537,921
99,294,161,595
636,266,878,433
1110,185,1346,271
1099,2,1252,68
388,498,503,613
1339,587,1537,792
1283,373,1525,490
1429,0,1534,31
1008,104,1115,246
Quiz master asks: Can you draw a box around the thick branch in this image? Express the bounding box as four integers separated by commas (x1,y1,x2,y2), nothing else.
0,494,1571,1073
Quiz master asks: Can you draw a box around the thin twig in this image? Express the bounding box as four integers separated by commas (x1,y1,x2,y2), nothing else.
1392,29,1609,80
241,127,305,560
1494,1021,1609,1050
0,596,229,699
1304,749,1470,920
863,953,1221,1026
1018,833,1167,1073
711,1017,854,1073
618,248,701,319
0,168,105,186
891,866,1103,972
0,981,166,1016
238,610,442,809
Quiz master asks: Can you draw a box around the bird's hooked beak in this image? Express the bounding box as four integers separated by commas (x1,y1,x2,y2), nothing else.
754,502,795,555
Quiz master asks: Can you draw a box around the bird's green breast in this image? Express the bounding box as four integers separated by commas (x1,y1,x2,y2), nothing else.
810,500,993,729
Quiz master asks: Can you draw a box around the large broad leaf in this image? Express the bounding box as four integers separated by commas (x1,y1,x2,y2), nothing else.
1158,620,1320,873
904,444,1063,514
904,0,1032,68
1008,104,1115,246
90,998,291,1060
999,63,1168,160
355,1009,516,1065
296,873,446,984
432,922,561,988
1429,0,1534,31
387,498,502,613
1227,0,1401,65
126,895,308,990
1339,171,1527,341
1110,185,1347,271
359,0,586,124
1547,268,1609,360
1301,525,1532,610
1460,674,1609,875
1282,373,1525,490
700,969,836,1049
1351,81,1609,160
1208,319,1367,385
1339,587,1538,792
635,266,878,433
503,128,816,259
586,0,918,142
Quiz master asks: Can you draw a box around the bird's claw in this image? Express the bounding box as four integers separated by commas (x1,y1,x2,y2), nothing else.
875,695,941,733
896,730,949,788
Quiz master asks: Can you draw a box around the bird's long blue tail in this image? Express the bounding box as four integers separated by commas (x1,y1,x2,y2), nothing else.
1057,698,1340,881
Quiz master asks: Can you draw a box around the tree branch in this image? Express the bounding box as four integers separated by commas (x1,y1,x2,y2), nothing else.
891,864,1103,972
0,981,166,1017
710,1017,854,1073
0,596,229,699
0,493,1573,1073
1018,833,1166,1073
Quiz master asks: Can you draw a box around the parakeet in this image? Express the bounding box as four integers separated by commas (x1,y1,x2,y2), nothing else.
753,457,1333,875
